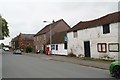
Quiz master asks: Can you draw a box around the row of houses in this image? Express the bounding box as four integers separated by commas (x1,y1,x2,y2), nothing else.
11,11,120,60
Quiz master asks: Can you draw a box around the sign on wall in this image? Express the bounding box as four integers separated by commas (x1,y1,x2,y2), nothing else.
108,43,119,52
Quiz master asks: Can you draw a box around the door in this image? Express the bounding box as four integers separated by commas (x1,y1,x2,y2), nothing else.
84,41,91,57
43,45,46,53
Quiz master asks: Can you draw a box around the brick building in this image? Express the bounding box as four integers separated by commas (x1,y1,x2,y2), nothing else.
34,19,70,53
11,33,34,52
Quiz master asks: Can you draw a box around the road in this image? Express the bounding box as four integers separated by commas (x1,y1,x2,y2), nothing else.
2,51,112,78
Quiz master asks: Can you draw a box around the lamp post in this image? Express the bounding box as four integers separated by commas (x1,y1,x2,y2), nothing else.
43,21,52,55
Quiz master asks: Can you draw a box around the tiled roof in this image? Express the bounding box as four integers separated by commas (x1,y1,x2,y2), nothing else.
11,36,18,42
47,31,67,44
68,11,120,32
34,19,67,36
21,34,34,41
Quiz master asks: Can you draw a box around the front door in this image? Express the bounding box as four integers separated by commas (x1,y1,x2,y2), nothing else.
43,45,46,53
84,41,91,57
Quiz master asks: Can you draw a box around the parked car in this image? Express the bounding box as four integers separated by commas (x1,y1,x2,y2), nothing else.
36,50,40,54
109,61,120,78
13,49,22,55
3,47,9,51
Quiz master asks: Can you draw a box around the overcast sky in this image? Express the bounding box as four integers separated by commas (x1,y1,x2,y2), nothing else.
0,0,119,45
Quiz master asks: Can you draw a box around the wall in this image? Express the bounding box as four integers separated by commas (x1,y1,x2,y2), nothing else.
67,22,119,60
34,20,70,53
47,44,67,55
34,34,46,52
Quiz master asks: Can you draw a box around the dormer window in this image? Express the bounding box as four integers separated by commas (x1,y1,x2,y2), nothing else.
103,24,110,34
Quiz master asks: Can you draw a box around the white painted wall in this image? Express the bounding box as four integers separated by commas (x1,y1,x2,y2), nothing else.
47,44,67,55
67,22,119,60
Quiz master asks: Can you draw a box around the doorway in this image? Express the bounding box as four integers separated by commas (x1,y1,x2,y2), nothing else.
84,41,91,57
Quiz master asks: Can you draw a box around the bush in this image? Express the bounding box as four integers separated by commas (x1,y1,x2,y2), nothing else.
25,45,33,53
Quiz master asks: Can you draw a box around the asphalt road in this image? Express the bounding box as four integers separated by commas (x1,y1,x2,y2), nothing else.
2,51,112,78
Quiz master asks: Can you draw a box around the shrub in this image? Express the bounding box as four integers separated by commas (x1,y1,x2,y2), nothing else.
25,45,33,53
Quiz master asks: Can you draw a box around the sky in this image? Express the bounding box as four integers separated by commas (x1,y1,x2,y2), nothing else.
0,0,119,45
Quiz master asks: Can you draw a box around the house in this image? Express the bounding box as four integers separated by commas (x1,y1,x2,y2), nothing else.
34,19,70,53
67,11,120,60
11,33,34,51
18,33,34,51
46,31,68,55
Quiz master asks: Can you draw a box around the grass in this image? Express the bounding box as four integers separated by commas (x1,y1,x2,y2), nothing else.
80,57,115,63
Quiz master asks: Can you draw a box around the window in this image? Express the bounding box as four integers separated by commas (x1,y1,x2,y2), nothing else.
36,46,37,49
56,45,58,50
103,24,110,34
51,45,55,50
73,30,78,38
27,43,29,45
64,42,67,49
108,43,119,52
37,37,39,41
97,43,107,52
43,34,46,41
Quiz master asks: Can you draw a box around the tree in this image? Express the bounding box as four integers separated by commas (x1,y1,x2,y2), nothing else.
0,43,4,49
1,43,4,47
0,15,9,40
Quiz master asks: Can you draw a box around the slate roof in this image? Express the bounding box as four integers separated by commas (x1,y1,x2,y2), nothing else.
68,11,120,32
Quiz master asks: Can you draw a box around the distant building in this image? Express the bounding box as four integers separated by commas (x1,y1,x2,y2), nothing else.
34,19,70,54
11,33,34,51
67,11,120,60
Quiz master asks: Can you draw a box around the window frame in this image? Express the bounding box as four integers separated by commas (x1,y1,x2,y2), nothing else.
55,45,58,50
64,42,67,49
103,24,110,34
97,43,107,53
73,30,78,38
108,43,119,52
51,44,55,50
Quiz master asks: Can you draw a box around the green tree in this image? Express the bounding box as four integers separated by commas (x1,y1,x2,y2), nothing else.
0,15,9,40
0,43,4,49
1,43,4,47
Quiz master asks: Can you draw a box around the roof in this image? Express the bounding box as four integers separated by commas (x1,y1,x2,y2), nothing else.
21,34,34,41
11,36,18,42
47,31,67,44
68,11,120,32
34,19,68,36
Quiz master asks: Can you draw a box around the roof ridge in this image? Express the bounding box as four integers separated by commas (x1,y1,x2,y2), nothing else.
34,19,64,36
68,11,120,32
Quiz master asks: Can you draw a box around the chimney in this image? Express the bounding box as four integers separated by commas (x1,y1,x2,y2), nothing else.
52,20,55,23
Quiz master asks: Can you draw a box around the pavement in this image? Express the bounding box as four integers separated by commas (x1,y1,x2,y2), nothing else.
23,53,112,70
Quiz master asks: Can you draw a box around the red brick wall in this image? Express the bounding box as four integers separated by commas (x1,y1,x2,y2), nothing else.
18,33,34,51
